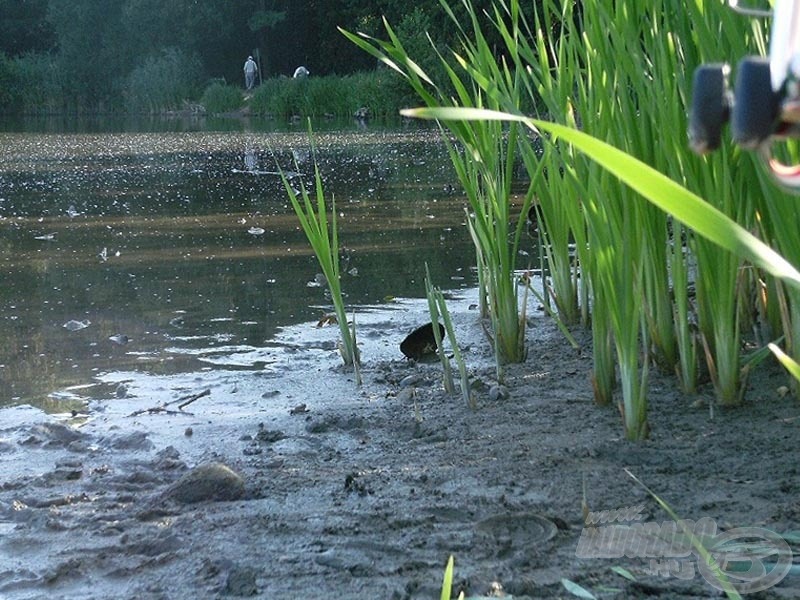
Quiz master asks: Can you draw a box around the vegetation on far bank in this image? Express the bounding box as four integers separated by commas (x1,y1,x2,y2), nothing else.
0,0,471,118
0,56,421,120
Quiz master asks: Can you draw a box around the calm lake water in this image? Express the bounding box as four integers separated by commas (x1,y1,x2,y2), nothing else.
1,117,527,411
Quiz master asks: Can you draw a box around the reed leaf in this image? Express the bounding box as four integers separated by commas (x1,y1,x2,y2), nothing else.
343,8,539,379
425,265,455,396
404,107,800,290
278,130,360,375
625,468,744,599
770,342,800,382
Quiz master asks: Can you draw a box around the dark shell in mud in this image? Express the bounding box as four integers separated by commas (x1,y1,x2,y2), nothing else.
400,322,445,360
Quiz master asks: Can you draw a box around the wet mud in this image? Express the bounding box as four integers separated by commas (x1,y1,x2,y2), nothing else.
0,294,798,599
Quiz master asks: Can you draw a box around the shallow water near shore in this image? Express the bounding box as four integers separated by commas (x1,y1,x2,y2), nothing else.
0,121,522,411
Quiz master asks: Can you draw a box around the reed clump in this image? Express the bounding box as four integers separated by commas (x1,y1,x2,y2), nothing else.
346,0,800,439
123,48,202,114
249,71,400,119
343,10,539,383
200,82,243,114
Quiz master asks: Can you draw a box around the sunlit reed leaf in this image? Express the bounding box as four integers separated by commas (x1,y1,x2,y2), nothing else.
402,107,800,292
278,124,360,375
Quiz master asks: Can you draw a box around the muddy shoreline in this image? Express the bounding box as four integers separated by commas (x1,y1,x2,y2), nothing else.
1,291,798,599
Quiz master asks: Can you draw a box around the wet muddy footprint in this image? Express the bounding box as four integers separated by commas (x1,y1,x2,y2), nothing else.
473,512,558,559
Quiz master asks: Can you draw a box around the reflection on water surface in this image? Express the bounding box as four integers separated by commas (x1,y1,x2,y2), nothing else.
0,127,494,410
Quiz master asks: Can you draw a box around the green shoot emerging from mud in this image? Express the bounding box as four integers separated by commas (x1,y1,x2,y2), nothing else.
440,555,465,600
625,468,744,599
425,271,455,396
426,264,475,409
278,130,361,380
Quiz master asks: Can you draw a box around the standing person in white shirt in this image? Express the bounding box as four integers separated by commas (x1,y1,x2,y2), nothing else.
244,56,258,91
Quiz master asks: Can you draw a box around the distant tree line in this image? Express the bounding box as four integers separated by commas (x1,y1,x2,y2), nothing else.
0,0,505,114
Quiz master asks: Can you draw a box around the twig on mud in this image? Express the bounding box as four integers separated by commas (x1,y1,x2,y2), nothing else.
126,388,210,417
127,406,192,417
175,388,210,410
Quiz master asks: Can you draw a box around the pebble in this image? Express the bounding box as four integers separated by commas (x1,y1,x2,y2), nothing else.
163,462,245,504
224,565,258,596
153,446,184,471
66,440,90,453
396,388,416,403
30,422,82,446
104,431,154,451
488,384,509,402
255,428,285,443
48,459,83,481
399,374,421,388
63,319,90,331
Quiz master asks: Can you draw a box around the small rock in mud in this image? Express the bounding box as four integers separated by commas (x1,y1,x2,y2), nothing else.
121,528,182,557
66,439,91,453
24,422,83,448
63,319,90,331
163,462,245,504
43,557,84,584
255,425,285,444
503,577,539,596
488,384,509,402
102,430,154,451
109,333,131,345
395,387,416,403
399,374,422,388
224,565,258,596
46,458,83,481
305,414,365,434
152,446,185,471
343,472,372,496
314,549,346,570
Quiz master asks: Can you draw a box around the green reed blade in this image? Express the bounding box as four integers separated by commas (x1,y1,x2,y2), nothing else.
404,107,800,291
278,127,360,373
425,264,455,396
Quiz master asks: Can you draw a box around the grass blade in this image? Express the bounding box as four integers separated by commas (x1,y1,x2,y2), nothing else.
401,106,800,292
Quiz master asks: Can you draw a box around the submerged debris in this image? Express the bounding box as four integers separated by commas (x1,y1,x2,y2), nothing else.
109,334,131,345
63,319,91,331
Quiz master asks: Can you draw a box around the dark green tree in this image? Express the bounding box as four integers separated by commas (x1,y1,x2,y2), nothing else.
46,0,126,109
0,0,55,56
1,0,533,113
